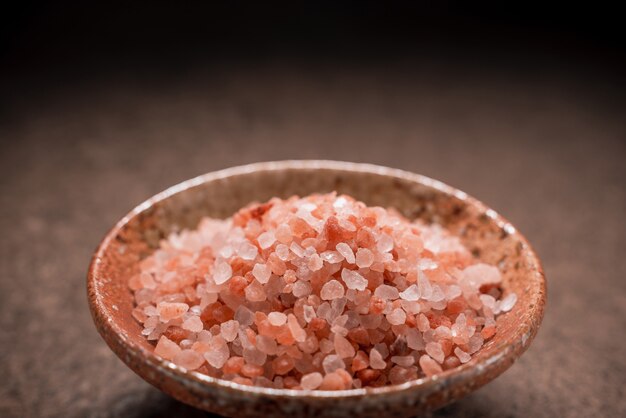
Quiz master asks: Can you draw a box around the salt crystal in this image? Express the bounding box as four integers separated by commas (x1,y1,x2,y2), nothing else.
336,243,355,264
374,284,399,300
387,308,407,325
243,347,267,366
369,348,387,370
252,263,271,284
355,248,374,268
454,347,471,363
376,234,394,253
182,316,203,333
293,280,313,297
399,285,420,301
238,242,258,260
157,302,189,322
268,311,287,326
417,270,433,300
320,251,344,264
154,336,181,360
220,320,239,342
256,335,279,355
213,261,233,285
425,342,445,363
308,254,324,271
258,231,276,249
334,334,356,358
341,268,368,291
245,280,266,302
234,306,254,327
275,244,290,261
419,354,442,377
173,349,205,370
391,355,415,367
204,336,230,368
303,305,317,323
301,372,323,390
322,354,345,374
405,328,425,350
500,293,517,312
320,280,345,300
288,314,307,342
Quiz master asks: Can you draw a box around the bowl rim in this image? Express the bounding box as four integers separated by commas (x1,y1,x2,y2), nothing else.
87,160,546,399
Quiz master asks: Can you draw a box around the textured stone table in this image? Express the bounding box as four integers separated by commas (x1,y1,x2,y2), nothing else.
1,57,624,417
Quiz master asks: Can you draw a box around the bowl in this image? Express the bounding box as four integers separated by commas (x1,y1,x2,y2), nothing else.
87,160,546,417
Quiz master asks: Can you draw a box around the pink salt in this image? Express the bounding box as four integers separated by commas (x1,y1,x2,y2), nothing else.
320,280,345,300
131,192,514,390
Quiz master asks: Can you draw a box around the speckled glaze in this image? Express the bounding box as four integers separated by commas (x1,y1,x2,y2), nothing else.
87,161,546,417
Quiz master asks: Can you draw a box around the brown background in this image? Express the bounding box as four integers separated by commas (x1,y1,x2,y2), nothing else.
1,3,625,417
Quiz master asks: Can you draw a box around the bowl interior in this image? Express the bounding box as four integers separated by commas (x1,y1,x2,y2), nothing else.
88,161,545,415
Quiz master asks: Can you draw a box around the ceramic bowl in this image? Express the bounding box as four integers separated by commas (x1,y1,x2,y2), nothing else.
87,160,546,417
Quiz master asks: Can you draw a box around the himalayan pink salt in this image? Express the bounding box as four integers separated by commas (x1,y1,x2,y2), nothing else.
292,280,312,297
252,263,271,284
355,248,374,268
154,336,181,360
301,372,323,390
322,354,345,374
287,314,307,342
268,311,287,326
500,293,517,312
334,334,356,358
258,231,276,249
320,280,345,300
238,242,258,260
182,316,203,333
335,243,355,264
391,355,415,367
341,268,368,291
320,250,344,264
131,192,514,390
220,320,239,342
454,347,471,363
157,302,189,322
399,285,420,301
369,348,387,370
425,342,445,364
213,261,233,285
173,349,205,370
374,284,399,300
387,308,407,325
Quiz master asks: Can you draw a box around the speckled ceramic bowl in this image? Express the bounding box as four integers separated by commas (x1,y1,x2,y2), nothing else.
87,161,546,417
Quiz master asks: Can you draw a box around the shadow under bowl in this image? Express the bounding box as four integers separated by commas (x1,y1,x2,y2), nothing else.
87,160,546,418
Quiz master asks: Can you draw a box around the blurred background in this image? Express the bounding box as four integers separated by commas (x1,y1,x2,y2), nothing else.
1,2,625,417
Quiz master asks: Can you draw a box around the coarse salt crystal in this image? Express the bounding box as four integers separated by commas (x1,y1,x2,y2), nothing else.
399,284,420,301
336,243,355,264
258,231,276,249
268,311,287,326
182,315,203,332
132,192,511,390
301,372,323,390
374,284,399,300
341,268,368,291
355,248,374,268
213,261,233,284
500,293,517,312
252,263,271,284
320,280,345,300
369,348,387,369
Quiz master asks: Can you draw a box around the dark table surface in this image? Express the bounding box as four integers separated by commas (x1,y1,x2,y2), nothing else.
1,56,625,417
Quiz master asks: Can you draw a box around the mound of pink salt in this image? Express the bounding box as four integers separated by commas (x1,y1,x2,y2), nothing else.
130,192,516,390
